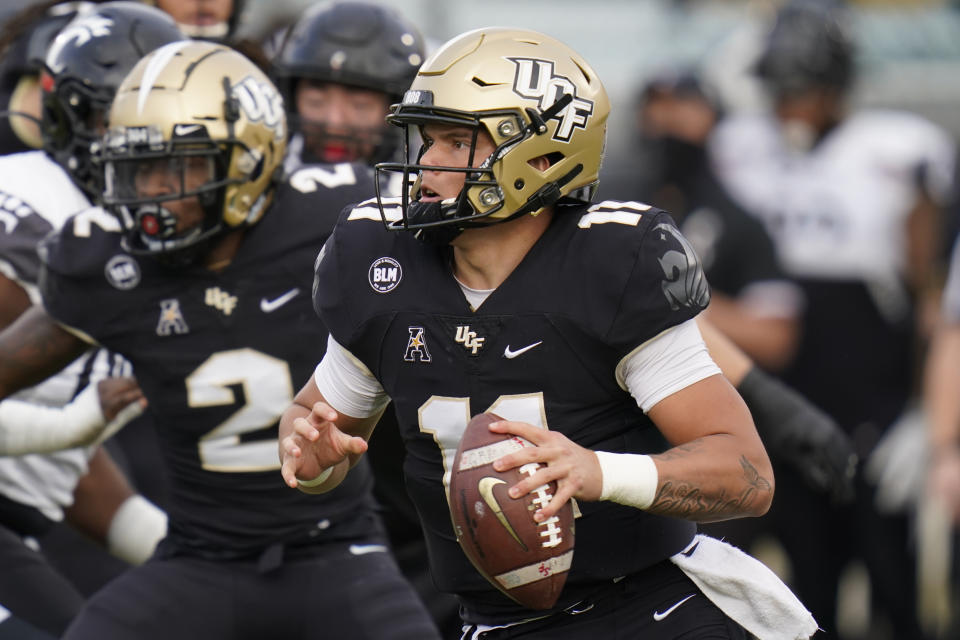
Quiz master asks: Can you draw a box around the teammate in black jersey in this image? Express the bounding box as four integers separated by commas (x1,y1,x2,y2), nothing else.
0,40,439,640
280,26,816,640
270,4,463,635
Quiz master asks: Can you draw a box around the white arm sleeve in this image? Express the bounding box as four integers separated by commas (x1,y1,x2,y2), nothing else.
616,318,722,413
313,335,391,418
0,384,142,455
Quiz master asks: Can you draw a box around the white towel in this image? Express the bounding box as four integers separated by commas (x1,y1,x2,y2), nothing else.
670,534,819,640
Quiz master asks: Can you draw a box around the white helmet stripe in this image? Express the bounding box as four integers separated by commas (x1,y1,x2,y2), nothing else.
137,41,192,115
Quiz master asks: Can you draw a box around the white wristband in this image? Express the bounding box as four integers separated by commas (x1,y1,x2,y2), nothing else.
296,466,334,487
596,451,659,510
107,495,168,565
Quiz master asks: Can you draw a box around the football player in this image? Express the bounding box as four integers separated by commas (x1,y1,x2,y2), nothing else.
271,4,463,635
0,3,183,635
269,1,425,170
146,0,241,42
709,2,956,637
0,0,77,155
280,27,816,639
625,69,857,508
0,38,440,640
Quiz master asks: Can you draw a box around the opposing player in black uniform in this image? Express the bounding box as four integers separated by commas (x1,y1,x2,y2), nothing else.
270,1,425,170
281,27,816,639
0,40,439,640
0,4,182,635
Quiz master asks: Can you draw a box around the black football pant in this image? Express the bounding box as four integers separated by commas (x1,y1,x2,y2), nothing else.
459,560,747,640
63,540,441,640
0,522,84,636
0,609,57,640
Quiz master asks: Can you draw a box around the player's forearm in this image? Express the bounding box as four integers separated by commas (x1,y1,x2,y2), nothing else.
925,325,960,451
0,306,88,399
648,435,773,522
0,384,103,454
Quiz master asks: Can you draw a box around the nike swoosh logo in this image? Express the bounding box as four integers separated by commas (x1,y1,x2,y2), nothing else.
478,477,527,550
503,341,542,359
260,288,300,312
653,594,696,621
349,544,387,556
173,124,202,136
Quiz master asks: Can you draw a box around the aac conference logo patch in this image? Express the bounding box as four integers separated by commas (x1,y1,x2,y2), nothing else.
368,256,402,293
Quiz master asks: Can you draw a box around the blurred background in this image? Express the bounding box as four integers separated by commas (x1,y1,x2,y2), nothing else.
238,0,960,154
0,1,955,639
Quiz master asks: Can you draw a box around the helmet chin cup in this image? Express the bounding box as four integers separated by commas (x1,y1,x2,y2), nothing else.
135,203,179,240
405,199,468,246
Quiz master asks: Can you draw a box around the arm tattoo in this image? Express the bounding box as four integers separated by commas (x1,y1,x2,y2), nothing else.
0,307,87,398
649,455,772,521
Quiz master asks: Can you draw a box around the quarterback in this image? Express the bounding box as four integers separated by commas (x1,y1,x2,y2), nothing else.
280,27,816,640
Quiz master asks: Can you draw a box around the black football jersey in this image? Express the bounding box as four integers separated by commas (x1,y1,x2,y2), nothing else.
39,163,378,555
314,198,709,622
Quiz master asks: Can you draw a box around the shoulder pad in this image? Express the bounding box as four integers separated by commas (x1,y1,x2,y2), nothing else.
285,161,376,206
39,207,124,279
568,203,710,354
0,192,52,288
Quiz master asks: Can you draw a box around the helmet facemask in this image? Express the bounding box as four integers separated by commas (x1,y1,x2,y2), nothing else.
100,41,287,269
375,92,585,245
40,72,114,199
100,124,242,267
287,79,394,164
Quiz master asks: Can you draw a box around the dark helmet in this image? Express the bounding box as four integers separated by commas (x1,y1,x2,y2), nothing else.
270,1,425,163
39,1,186,198
754,0,855,98
0,1,87,153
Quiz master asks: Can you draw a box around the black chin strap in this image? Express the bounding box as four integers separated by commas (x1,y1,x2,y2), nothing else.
523,93,573,136
506,162,584,221
0,110,42,126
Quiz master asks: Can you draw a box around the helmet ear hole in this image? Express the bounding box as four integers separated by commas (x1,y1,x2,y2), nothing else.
528,152,564,172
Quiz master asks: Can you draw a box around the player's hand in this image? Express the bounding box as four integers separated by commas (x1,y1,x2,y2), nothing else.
279,401,368,488
488,419,602,522
96,377,147,422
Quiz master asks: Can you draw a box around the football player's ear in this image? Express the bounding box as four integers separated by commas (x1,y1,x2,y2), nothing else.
528,155,551,171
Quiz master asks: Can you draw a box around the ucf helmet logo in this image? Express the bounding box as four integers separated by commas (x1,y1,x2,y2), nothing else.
233,76,286,141
509,57,594,142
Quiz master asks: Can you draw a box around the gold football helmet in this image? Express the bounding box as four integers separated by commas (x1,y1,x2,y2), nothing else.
100,40,286,260
375,27,609,243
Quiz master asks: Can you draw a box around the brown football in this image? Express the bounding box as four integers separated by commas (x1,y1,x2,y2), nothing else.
448,412,575,610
